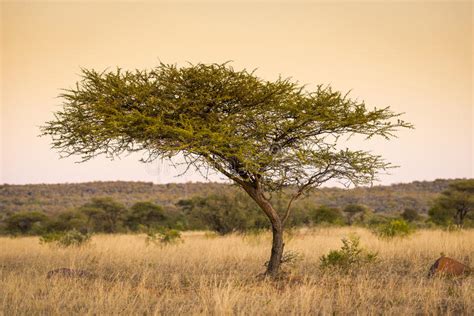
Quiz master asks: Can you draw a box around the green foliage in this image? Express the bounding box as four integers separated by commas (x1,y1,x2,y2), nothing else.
401,208,420,222
430,179,474,227
352,208,376,226
79,197,127,233
177,192,269,234
343,204,366,225
365,211,392,227
47,211,88,233
39,231,64,244
40,229,91,247
283,204,312,227
374,219,413,239
125,201,166,231
4,211,48,235
428,205,455,226
146,228,182,245
320,235,378,271
343,204,365,214
311,205,345,226
41,63,410,193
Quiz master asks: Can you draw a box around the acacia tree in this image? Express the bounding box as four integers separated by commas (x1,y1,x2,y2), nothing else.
431,179,474,227
41,63,412,276
79,197,127,233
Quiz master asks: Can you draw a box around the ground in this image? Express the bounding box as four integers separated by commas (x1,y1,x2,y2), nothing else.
1,228,473,315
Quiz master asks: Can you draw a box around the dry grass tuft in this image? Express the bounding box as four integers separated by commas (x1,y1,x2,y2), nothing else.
1,228,473,315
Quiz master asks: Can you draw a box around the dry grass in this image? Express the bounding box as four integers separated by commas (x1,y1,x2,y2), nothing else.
1,228,473,315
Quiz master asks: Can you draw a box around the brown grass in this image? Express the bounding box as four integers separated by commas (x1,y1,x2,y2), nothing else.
1,228,473,315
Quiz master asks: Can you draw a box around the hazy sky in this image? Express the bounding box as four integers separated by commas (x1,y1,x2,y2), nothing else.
1,1,472,186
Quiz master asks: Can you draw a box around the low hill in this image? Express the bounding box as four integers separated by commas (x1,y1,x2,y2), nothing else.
0,178,467,216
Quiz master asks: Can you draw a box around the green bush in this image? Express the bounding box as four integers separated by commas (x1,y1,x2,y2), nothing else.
428,205,455,227
320,235,377,271
365,213,391,227
311,205,345,226
146,228,183,245
374,219,413,239
79,197,127,233
39,231,64,244
401,208,420,222
125,202,166,231
40,229,91,247
47,211,88,233
343,204,366,225
177,192,269,234
280,203,312,228
4,211,49,235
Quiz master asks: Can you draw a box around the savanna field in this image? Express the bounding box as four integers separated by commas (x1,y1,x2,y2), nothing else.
1,228,472,315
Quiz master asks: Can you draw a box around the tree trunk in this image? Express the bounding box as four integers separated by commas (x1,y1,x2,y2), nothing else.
455,210,462,227
267,223,284,276
243,185,285,277
456,208,467,228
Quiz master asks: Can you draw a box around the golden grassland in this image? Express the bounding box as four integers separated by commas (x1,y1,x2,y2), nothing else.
1,228,473,315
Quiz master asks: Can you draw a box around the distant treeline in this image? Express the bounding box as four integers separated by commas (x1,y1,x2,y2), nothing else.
0,179,461,217
1,179,473,236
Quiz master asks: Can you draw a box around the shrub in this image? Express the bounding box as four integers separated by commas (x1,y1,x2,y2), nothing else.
428,205,455,227
4,211,49,235
79,197,127,233
47,211,88,233
40,229,91,247
125,202,166,231
343,204,366,225
365,213,391,227
374,219,413,239
146,228,183,245
280,250,303,267
311,205,345,226
39,231,64,244
177,192,268,234
320,235,377,271
401,208,420,222
284,204,312,228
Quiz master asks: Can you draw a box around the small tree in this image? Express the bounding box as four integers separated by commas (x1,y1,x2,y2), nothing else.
312,205,345,226
48,211,88,232
374,219,413,239
41,63,411,276
401,208,419,222
343,204,365,225
320,235,377,271
126,201,166,231
428,205,454,226
4,211,48,235
431,180,474,227
79,197,127,233
178,192,267,234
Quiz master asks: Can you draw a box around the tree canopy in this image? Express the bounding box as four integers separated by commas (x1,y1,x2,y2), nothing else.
430,179,474,227
42,63,411,193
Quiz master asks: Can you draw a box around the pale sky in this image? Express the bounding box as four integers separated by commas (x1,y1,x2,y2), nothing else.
0,1,473,185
